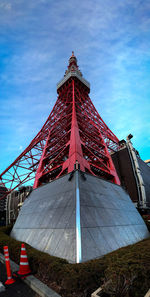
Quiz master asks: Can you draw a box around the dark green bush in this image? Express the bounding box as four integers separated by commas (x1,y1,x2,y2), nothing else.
146,221,150,232
0,226,150,297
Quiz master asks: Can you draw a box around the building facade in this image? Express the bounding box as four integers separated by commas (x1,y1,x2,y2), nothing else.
0,184,8,226
6,186,32,225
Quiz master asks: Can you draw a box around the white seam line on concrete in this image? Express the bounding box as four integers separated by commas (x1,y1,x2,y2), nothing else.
75,170,82,263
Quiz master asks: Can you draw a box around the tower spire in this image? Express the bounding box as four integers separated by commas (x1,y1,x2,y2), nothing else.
68,51,78,69
62,51,83,84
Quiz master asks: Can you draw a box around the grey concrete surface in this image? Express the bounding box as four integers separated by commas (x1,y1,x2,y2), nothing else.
11,173,77,263
11,171,150,263
79,173,150,262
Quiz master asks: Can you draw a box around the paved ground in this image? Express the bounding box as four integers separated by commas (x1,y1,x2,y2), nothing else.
0,262,40,297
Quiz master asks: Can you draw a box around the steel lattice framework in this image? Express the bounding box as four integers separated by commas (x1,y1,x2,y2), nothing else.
0,52,120,198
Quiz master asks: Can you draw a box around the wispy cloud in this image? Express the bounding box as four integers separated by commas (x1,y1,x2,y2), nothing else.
0,0,150,172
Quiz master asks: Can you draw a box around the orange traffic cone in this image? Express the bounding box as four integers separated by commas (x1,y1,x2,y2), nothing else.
3,246,15,285
17,243,31,277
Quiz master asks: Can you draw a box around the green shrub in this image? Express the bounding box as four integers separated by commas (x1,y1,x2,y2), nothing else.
0,226,150,297
146,221,150,232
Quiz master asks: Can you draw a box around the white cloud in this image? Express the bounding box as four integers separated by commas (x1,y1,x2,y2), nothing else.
0,0,150,173
0,1,11,10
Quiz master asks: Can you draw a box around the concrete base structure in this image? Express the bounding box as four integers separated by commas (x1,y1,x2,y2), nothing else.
11,171,150,263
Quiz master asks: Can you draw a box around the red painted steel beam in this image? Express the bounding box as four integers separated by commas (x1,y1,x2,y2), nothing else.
0,53,120,199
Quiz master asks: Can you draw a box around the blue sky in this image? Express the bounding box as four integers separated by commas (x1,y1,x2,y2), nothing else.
0,0,150,173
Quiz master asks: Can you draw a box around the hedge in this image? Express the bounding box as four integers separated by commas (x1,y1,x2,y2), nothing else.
0,226,150,297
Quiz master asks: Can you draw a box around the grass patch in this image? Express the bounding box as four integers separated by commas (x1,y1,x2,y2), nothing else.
0,226,150,297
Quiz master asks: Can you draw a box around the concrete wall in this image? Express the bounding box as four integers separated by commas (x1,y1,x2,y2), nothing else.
11,171,149,263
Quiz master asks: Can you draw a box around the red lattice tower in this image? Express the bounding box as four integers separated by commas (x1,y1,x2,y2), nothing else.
0,52,120,198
